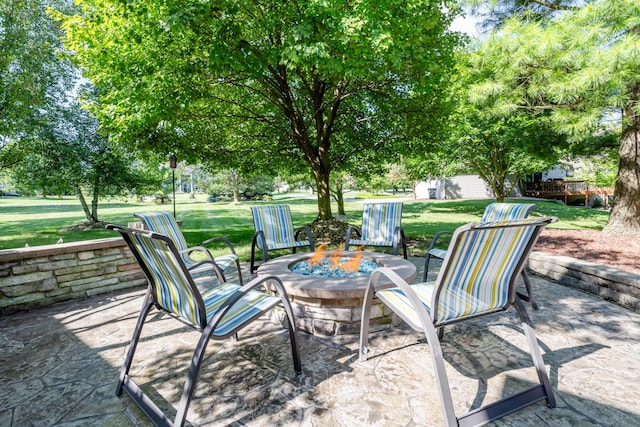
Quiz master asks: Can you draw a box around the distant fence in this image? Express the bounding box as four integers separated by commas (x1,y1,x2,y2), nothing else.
524,180,614,207
0,238,145,315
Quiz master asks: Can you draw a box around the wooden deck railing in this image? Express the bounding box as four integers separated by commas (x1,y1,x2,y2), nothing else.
524,180,614,206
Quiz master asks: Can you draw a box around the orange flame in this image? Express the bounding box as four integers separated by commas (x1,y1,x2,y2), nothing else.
341,245,366,273
329,243,344,270
307,243,329,267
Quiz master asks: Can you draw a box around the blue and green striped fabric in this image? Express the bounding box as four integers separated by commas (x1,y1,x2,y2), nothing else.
203,286,280,338
427,203,535,261
377,218,546,328
481,203,536,222
130,231,280,334
251,205,310,250
135,211,238,273
129,231,204,327
349,202,403,247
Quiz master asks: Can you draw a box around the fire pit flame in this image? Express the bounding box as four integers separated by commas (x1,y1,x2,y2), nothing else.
329,243,344,270
307,243,328,267
291,245,376,278
341,245,366,273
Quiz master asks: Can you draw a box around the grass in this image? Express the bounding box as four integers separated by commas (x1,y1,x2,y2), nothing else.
0,192,610,259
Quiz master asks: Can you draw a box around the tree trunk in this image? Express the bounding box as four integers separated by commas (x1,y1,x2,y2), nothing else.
335,187,346,216
90,183,99,223
313,165,332,220
76,187,93,223
603,109,640,236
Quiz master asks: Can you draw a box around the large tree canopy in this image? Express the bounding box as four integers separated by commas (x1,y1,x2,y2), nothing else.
58,0,462,219
467,0,640,235
0,0,74,168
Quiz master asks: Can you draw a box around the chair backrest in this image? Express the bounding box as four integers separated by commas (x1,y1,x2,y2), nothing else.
251,205,296,249
135,211,192,262
481,203,535,222
432,217,555,325
109,225,207,328
360,202,403,243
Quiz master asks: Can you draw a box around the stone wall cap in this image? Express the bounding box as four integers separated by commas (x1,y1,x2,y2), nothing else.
0,237,125,262
530,251,640,288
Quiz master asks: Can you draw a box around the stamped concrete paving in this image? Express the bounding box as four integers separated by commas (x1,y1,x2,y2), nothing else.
1,259,639,426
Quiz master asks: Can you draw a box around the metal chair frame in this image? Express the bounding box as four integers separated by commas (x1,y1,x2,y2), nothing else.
135,211,244,285
360,218,557,427
344,202,407,259
108,224,301,427
250,205,315,273
425,203,538,309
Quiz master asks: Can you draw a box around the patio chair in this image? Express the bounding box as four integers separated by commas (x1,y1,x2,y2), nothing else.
250,205,315,273
107,224,301,427
344,202,407,258
135,211,243,285
425,203,538,309
360,217,557,427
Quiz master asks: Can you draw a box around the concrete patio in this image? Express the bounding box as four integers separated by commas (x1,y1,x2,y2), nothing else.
1,258,639,426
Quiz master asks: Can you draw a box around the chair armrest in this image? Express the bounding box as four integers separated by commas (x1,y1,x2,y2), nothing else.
344,225,362,251
180,246,225,281
200,236,238,255
428,231,453,251
294,225,315,250
204,275,292,337
345,225,362,241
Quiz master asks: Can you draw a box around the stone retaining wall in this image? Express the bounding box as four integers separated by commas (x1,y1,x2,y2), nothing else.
2,240,639,316
0,238,145,315
528,251,640,313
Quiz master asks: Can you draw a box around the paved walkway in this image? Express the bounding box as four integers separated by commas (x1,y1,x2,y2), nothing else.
1,259,639,426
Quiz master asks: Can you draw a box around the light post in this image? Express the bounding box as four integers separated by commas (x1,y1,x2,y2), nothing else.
169,155,177,218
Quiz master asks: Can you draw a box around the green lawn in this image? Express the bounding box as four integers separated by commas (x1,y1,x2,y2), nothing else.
0,193,609,259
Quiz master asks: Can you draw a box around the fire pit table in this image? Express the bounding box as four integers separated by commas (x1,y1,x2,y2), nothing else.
257,251,416,336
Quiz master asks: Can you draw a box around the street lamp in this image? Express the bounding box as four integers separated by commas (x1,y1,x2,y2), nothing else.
169,155,177,218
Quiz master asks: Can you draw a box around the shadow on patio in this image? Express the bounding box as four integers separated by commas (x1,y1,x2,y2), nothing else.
1,271,639,426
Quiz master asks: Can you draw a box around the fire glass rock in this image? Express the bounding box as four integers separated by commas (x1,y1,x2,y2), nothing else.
291,258,379,278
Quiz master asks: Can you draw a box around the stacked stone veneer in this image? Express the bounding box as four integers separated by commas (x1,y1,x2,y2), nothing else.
528,251,640,313
289,295,394,336
0,238,145,315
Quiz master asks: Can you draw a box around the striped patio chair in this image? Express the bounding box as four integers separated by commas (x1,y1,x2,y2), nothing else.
135,211,243,285
425,202,538,309
250,205,315,273
344,202,407,258
107,224,301,427
360,217,558,427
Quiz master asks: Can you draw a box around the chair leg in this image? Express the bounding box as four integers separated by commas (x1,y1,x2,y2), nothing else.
521,270,539,311
268,278,302,374
250,241,258,274
514,298,556,408
280,297,302,375
359,281,375,362
174,324,218,426
234,258,243,285
116,292,154,396
423,254,433,282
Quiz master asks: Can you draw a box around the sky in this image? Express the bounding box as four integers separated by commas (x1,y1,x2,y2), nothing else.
450,13,482,38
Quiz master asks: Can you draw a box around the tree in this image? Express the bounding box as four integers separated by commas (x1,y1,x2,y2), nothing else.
448,60,566,202
0,0,74,168
11,96,161,223
57,0,461,220
466,0,640,235
207,169,274,203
